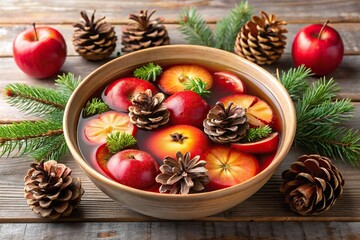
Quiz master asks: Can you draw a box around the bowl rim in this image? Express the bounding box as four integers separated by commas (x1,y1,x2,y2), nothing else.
63,44,296,200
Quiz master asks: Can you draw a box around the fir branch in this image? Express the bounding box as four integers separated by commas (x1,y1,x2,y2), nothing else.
214,1,252,51
32,135,68,161
178,7,215,47
106,131,137,154
5,83,67,117
54,73,82,97
133,63,162,82
83,98,110,117
0,121,63,158
242,125,272,143
276,65,312,101
184,77,211,97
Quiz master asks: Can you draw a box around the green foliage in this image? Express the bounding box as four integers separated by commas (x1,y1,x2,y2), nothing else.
1,73,81,161
178,7,215,47
278,67,360,165
133,63,162,82
214,1,252,51
106,131,137,154
242,125,272,143
84,98,109,117
184,77,211,97
178,1,252,51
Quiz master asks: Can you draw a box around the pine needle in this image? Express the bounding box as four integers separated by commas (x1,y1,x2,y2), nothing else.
106,131,137,154
83,98,110,117
183,77,211,97
55,73,82,98
133,63,162,82
242,125,272,142
178,7,215,47
214,1,252,51
32,135,68,161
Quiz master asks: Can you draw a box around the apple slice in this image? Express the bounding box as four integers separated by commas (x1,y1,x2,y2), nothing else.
204,146,259,191
95,144,115,179
159,65,213,95
220,94,274,126
231,132,279,154
84,111,136,143
104,78,157,112
213,72,246,93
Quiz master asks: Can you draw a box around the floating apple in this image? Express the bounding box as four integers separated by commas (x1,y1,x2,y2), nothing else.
144,124,210,162
204,146,259,190
231,132,279,154
13,23,67,79
95,144,115,179
107,149,159,190
165,90,210,128
292,20,344,76
104,78,157,112
220,94,274,127
213,72,245,93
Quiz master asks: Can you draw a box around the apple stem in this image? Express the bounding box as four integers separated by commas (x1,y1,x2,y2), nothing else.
32,23,39,41
318,20,330,39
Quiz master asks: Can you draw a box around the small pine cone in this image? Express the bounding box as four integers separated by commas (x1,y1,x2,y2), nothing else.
121,10,170,53
129,89,170,130
72,10,117,61
280,154,345,216
234,11,287,65
155,151,210,194
203,102,249,144
24,160,85,219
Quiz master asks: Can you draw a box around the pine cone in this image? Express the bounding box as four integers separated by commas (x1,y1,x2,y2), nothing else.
203,102,249,144
121,10,170,53
72,10,117,61
234,11,287,65
280,154,345,216
155,151,209,194
129,89,170,130
24,160,85,219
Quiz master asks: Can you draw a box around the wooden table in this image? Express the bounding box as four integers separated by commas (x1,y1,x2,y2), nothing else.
1,1,359,239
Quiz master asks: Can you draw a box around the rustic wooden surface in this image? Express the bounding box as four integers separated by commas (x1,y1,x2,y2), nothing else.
0,0,359,239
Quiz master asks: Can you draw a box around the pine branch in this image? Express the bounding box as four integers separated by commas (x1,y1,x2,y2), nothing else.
5,83,67,117
133,63,162,82
214,1,252,51
83,98,109,117
276,65,312,101
106,131,137,154
242,125,272,142
32,135,68,161
178,7,215,47
184,77,211,97
54,73,82,98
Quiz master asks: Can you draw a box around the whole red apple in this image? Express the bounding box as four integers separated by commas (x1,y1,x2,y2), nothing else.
13,23,67,79
107,149,159,190
292,20,344,76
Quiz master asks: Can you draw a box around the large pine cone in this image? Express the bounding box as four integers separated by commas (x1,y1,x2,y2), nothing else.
73,10,117,60
234,11,287,65
203,102,249,144
279,154,345,216
24,160,85,219
128,89,170,130
121,10,170,53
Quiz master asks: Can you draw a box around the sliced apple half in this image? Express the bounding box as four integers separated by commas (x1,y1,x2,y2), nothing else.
213,72,246,93
220,94,274,127
231,132,279,154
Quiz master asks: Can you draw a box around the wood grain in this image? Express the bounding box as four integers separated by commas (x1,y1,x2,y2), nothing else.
0,0,358,24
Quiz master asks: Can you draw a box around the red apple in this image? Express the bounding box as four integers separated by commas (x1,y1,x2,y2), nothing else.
292,21,344,76
104,78,157,112
165,90,210,128
95,144,115,179
144,124,210,162
220,94,274,127
213,72,246,93
107,149,159,190
204,146,259,190
231,132,279,154
13,24,67,79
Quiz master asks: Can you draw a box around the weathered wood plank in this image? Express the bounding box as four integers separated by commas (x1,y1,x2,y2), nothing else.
1,23,359,57
0,0,359,24
1,222,360,239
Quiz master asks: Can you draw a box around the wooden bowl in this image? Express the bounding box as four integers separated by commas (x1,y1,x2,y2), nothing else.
63,45,296,220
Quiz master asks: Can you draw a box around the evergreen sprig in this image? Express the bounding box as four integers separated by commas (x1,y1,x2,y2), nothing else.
278,67,360,165
178,1,252,51
84,98,109,117
1,73,81,162
106,131,137,154
242,125,272,143
184,77,211,97
133,63,162,82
